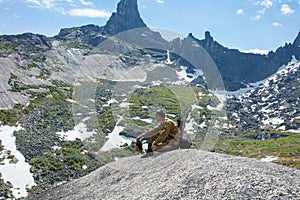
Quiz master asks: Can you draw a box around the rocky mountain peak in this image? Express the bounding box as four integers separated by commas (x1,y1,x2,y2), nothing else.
293,29,300,46
104,0,147,35
205,31,213,42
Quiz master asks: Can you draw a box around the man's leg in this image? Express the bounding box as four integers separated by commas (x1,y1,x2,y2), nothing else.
141,134,160,158
152,137,179,152
147,134,159,153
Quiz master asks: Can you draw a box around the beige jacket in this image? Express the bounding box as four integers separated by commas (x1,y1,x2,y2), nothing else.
140,119,179,144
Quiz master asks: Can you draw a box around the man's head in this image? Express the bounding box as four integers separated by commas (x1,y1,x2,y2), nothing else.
155,110,166,122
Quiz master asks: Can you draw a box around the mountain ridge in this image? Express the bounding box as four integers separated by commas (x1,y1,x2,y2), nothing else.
55,0,148,46
0,0,299,90
188,31,300,90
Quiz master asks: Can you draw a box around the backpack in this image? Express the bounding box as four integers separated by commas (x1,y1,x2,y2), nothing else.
177,117,192,149
179,133,192,149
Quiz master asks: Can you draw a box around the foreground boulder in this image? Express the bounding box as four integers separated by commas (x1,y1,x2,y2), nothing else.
32,150,300,200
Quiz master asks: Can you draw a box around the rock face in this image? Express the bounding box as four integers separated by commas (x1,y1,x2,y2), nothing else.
32,150,300,200
293,30,300,46
0,33,51,57
188,32,300,91
55,24,106,47
104,0,147,35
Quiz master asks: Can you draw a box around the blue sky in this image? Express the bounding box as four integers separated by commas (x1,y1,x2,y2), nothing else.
0,0,299,52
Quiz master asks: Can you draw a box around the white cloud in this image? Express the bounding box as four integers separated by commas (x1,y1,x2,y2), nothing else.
251,0,274,20
236,9,244,15
25,0,67,14
251,15,262,20
258,8,266,15
25,0,103,15
241,49,269,55
260,0,273,8
79,0,92,6
156,0,164,3
281,4,295,15
26,0,55,9
271,22,282,27
69,8,111,18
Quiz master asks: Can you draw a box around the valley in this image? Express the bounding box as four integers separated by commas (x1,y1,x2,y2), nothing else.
0,0,299,199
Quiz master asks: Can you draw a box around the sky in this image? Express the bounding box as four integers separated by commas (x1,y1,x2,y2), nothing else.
0,0,299,53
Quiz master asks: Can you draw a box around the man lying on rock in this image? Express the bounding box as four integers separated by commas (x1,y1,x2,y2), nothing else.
136,110,181,158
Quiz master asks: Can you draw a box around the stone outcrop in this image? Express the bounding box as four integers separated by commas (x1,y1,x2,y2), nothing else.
32,150,300,200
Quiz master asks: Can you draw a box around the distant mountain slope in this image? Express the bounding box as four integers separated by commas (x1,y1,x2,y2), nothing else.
1,0,299,91
32,150,300,200
227,58,300,134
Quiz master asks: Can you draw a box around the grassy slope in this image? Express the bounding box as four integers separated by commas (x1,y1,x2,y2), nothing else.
209,132,300,169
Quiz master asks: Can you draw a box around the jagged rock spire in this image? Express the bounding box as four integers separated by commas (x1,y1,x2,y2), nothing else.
104,0,147,35
293,29,300,46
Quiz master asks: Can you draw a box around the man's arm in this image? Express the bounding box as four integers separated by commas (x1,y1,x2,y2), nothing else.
153,122,171,144
138,123,164,139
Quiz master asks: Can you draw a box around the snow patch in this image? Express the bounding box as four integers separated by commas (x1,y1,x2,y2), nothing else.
66,99,76,104
286,129,300,133
208,90,227,111
132,117,152,124
262,118,284,125
119,102,131,108
241,49,269,55
57,123,96,141
176,66,194,82
261,156,278,162
176,66,203,83
151,81,162,86
104,99,118,107
0,126,36,199
184,113,198,135
101,118,134,151
165,50,174,65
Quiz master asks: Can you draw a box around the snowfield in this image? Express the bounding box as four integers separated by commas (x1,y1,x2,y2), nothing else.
0,126,36,199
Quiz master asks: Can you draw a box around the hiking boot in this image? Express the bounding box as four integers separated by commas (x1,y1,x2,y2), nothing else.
141,152,154,158
134,139,144,153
